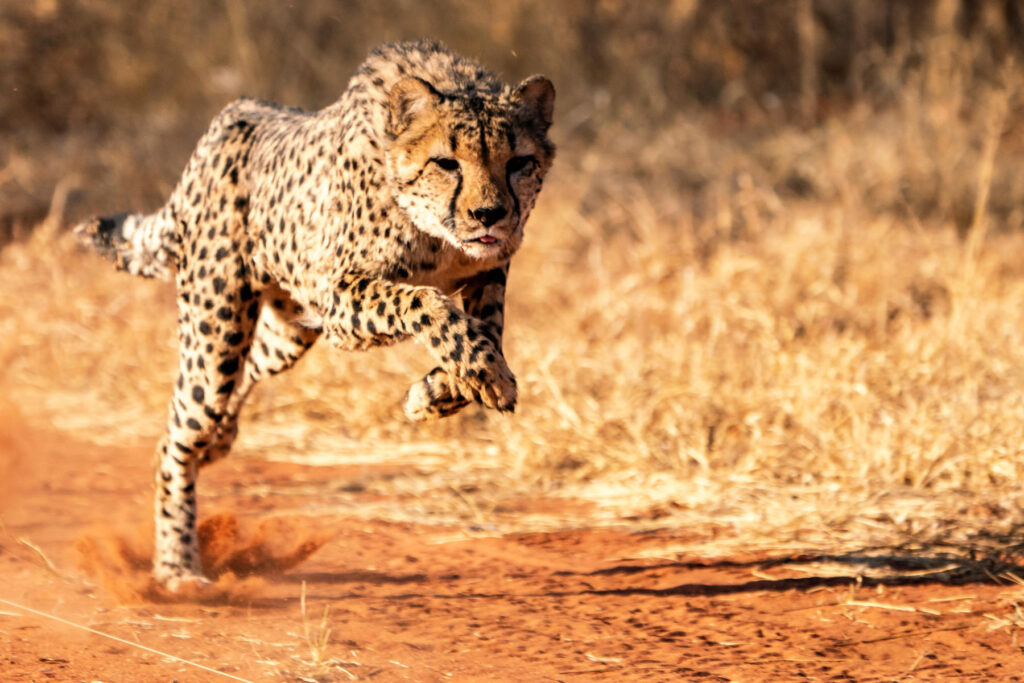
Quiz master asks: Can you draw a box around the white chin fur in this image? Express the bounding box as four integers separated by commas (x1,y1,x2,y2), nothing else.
459,240,504,259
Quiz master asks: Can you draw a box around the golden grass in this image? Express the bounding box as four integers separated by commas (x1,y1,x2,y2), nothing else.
5,140,1024,555
4,10,1024,560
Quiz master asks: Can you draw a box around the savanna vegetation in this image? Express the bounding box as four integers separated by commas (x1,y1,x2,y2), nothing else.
4,0,1024,557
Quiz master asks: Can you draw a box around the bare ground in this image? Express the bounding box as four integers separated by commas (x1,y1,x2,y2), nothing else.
4,410,1024,682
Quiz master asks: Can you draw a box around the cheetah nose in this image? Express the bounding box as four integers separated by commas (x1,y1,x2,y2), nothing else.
470,205,508,227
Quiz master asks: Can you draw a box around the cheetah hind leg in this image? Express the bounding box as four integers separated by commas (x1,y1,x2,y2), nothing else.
199,291,320,467
403,367,471,421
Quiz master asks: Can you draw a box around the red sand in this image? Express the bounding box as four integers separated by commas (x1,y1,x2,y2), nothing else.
2,411,1024,681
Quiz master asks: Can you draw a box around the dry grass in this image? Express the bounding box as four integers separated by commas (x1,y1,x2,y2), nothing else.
6,128,1024,558
5,2,1024,563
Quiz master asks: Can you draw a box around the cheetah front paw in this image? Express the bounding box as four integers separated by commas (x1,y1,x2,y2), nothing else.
403,367,471,421
447,351,517,414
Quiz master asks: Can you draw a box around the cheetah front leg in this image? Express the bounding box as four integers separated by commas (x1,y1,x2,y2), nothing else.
321,272,516,413
403,266,509,421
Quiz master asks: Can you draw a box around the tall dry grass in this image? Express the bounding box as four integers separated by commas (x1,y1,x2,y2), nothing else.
6,129,1024,554
5,1,1024,555
4,0,1024,232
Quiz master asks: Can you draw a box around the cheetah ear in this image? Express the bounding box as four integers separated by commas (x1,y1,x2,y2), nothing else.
388,77,440,135
512,75,555,131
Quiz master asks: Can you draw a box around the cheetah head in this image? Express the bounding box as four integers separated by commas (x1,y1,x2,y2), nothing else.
385,75,555,260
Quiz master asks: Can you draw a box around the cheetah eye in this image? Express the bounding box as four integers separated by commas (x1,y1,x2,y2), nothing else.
431,157,460,172
506,155,535,175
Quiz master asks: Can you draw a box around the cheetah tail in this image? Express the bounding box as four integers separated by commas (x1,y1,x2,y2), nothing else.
74,209,177,280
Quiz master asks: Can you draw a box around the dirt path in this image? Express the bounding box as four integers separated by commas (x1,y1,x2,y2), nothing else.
3,415,1024,681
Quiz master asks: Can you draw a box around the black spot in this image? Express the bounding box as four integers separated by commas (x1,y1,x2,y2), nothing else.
213,277,227,294
191,386,205,404
451,333,465,361
217,357,240,375
186,417,202,430
198,321,212,335
485,269,507,286
216,307,233,321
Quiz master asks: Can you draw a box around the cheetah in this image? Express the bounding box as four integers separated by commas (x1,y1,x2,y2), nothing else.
75,39,555,590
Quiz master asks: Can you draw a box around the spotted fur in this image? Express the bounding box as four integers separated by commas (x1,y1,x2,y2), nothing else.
75,39,555,590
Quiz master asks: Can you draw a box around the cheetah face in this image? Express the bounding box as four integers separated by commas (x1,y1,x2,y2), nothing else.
385,75,555,260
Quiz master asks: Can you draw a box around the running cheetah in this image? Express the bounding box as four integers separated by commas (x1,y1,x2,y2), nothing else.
76,39,555,590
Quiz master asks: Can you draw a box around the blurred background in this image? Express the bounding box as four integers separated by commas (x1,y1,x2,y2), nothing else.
4,0,1024,553
3,0,1024,239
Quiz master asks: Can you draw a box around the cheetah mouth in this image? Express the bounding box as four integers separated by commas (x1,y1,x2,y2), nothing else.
464,235,501,246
